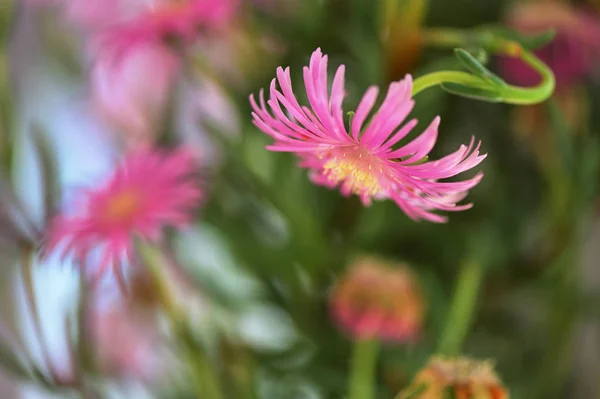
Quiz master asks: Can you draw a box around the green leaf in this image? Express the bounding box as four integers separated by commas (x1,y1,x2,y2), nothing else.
441,82,503,102
485,27,556,50
454,48,506,87
31,124,60,225
0,340,32,381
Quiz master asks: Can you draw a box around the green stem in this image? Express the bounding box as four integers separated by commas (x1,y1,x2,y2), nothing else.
412,28,555,104
191,350,224,399
137,242,182,321
75,271,95,378
21,250,56,378
532,238,579,399
437,259,483,356
412,71,483,97
137,241,223,399
0,0,14,170
348,339,380,399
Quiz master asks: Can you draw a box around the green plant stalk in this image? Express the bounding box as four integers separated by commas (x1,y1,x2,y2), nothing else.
412,71,484,97
412,28,555,104
437,259,483,356
75,271,95,379
348,338,380,399
137,241,223,399
532,239,579,398
0,0,15,171
21,250,56,379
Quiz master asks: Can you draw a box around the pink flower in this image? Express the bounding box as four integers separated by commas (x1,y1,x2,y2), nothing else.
498,2,600,90
43,148,202,280
330,257,425,342
65,0,144,31
101,0,238,60
91,42,180,145
250,48,486,222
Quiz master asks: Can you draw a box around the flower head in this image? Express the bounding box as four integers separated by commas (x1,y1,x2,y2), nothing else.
499,2,600,90
43,148,202,280
250,48,486,222
398,356,509,399
330,256,425,342
102,0,238,60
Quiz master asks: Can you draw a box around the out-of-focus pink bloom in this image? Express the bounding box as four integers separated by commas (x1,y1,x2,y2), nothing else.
330,257,425,342
91,42,180,146
81,1,238,145
42,148,203,280
65,0,144,31
35,0,237,57
250,48,486,222
499,2,600,90
101,0,238,59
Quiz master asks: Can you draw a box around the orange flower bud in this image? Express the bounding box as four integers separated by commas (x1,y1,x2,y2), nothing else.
398,356,509,399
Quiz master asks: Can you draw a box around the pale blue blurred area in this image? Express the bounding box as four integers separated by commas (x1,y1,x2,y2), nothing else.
9,6,119,398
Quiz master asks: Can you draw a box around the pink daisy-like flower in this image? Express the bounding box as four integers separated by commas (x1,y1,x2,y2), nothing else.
42,148,202,280
250,48,486,222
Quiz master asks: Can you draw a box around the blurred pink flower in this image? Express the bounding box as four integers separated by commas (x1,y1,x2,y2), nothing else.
250,48,486,222
91,42,180,145
34,0,237,56
42,148,203,280
499,2,600,90
65,0,144,31
100,0,238,59
330,257,425,342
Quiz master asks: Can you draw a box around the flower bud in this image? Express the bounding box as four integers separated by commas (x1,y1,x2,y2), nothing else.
330,256,425,342
398,356,509,399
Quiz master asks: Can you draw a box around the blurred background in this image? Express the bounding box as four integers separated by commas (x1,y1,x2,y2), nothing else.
1,0,600,398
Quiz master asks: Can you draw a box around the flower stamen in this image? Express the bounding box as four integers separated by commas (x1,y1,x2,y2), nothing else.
104,190,142,221
322,148,382,197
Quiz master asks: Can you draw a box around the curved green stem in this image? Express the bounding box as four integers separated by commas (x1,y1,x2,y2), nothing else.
437,259,483,356
412,28,555,105
412,71,484,97
348,339,380,399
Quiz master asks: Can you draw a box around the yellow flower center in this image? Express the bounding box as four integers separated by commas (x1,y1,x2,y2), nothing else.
104,190,141,222
322,148,383,196
147,0,191,20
